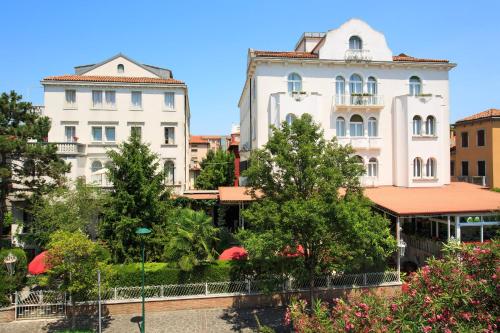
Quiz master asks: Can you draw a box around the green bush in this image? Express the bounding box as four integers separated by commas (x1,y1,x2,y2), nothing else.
0,248,28,306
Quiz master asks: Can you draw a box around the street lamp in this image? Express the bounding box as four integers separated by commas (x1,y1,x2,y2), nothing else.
3,252,18,275
135,227,151,333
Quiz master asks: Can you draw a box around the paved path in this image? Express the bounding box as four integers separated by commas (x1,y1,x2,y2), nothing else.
0,307,287,333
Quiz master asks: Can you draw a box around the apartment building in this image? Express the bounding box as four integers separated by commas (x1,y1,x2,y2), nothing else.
451,109,500,188
41,54,190,193
238,19,456,187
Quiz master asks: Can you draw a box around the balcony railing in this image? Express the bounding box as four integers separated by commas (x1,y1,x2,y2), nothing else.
90,173,112,187
456,176,486,187
345,49,372,61
337,137,381,150
402,233,443,257
334,94,384,108
55,142,86,155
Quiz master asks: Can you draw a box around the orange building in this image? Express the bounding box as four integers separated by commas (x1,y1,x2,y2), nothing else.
451,109,500,189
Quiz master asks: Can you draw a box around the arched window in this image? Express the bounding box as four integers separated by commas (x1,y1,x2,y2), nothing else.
368,158,378,177
335,76,345,104
349,114,364,137
426,158,436,178
413,116,422,135
91,160,102,173
349,36,362,50
354,155,364,164
285,113,297,126
165,160,175,185
409,76,421,96
336,117,346,137
117,64,124,74
413,157,423,178
368,117,378,137
349,74,363,94
426,116,436,136
287,73,302,93
367,77,377,95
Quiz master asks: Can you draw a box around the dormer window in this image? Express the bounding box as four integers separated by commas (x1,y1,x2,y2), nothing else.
287,73,302,93
117,64,124,74
349,36,362,50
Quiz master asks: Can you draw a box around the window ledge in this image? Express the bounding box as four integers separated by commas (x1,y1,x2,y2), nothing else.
412,135,438,139
63,105,78,110
162,108,176,112
88,142,118,147
161,144,178,148
413,177,438,182
90,107,117,111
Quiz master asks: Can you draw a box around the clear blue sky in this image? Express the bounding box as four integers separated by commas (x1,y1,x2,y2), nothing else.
1,1,499,134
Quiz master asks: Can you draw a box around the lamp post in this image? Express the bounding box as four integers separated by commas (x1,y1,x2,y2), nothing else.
3,252,18,276
135,227,151,333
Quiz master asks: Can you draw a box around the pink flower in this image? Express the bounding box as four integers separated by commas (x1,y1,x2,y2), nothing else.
460,312,472,321
422,326,432,333
355,312,362,318
391,303,398,312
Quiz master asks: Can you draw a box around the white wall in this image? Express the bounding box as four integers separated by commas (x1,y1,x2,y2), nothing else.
83,56,159,78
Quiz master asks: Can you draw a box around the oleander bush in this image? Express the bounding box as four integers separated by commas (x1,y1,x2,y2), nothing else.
286,239,499,333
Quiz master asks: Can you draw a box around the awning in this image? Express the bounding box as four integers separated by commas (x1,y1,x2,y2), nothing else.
218,186,262,203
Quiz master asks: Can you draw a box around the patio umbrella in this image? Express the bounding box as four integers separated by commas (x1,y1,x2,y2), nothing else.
218,246,248,260
281,245,305,258
28,251,50,275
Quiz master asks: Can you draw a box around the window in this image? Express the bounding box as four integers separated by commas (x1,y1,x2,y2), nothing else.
425,116,436,136
477,160,486,177
336,117,346,137
117,64,124,73
461,161,469,176
164,92,175,109
368,117,377,137
426,158,436,178
413,116,422,135
349,74,363,94
409,76,421,96
164,160,175,185
349,114,364,137
164,127,175,144
285,113,296,125
335,76,345,103
65,90,76,106
287,73,302,93
105,127,116,141
450,160,455,177
92,90,103,108
91,160,103,173
368,158,378,177
461,132,469,148
413,157,423,178
131,91,142,108
477,130,485,146
105,91,116,108
130,126,142,139
64,126,76,142
91,126,103,141
349,36,362,50
367,77,377,95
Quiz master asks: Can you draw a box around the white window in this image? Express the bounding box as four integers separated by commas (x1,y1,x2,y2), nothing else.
91,160,103,173
426,116,436,136
409,76,422,96
368,117,378,137
413,116,422,135
91,126,103,141
117,64,124,73
92,90,103,108
130,126,142,139
164,92,175,109
164,127,175,144
413,157,423,178
368,158,378,177
131,91,142,108
287,73,302,93
285,113,297,126
336,117,346,137
335,76,345,104
90,160,104,185
349,74,363,94
105,127,116,141
164,160,175,185
426,158,436,178
349,114,364,137
65,90,76,106
105,91,116,108
367,77,377,95
349,36,362,50
64,126,76,142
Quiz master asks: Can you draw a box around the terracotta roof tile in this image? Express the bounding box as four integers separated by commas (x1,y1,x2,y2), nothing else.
253,50,318,59
456,109,500,123
189,135,209,144
43,75,184,84
392,53,449,63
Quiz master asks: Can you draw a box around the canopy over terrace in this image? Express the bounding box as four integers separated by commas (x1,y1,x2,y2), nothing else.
218,187,263,229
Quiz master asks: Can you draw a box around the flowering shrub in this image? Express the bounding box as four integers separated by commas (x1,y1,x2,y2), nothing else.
287,239,499,332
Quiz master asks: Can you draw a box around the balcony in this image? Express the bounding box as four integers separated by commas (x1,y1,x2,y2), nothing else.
90,173,112,188
55,142,86,155
345,49,372,62
334,94,384,110
337,137,381,150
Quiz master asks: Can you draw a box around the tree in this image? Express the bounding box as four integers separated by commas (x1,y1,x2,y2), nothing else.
26,179,107,248
0,91,69,236
195,149,235,190
163,208,219,271
100,133,170,262
239,114,395,303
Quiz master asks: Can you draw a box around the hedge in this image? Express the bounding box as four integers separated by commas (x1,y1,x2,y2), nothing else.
0,248,27,306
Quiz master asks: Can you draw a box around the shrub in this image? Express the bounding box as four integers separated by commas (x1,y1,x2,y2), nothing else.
0,248,27,306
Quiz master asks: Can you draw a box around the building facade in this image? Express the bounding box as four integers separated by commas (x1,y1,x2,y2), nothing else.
238,19,455,187
451,109,500,188
42,54,190,193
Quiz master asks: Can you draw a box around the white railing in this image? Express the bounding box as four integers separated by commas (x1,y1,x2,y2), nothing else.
337,137,381,149
90,174,112,187
456,176,486,187
345,49,372,61
402,234,443,257
335,94,384,107
55,142,85,155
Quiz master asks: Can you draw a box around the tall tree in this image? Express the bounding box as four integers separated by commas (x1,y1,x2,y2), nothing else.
239,114,395,303
100,133,170,262
0,91,69,237
195,149,235,190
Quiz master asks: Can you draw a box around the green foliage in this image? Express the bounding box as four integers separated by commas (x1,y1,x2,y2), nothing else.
239,114,395,300
0,248,27,306
163,209,219,271
100,133,171,262
46,230,111,302
195,149,235,190
26,179,107,248
0,91,69,235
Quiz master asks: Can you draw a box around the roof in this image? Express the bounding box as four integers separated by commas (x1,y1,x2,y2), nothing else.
190,135,209,144
456,109,500,123
218,186,262,203
392,53,449,63
364,182,500,216
181,193,218,200
42,75,184,85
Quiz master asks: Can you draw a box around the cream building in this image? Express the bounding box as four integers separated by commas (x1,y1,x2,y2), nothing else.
238,19,456,187
42,54,190,193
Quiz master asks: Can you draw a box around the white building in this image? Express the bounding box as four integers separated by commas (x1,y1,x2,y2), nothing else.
238,19,456,187
42,54,190,193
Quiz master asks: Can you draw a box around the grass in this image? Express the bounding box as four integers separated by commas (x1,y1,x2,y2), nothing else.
491,188,500,193
55,331,93,333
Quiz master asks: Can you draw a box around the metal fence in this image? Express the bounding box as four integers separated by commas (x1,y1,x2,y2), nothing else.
14,290,66,320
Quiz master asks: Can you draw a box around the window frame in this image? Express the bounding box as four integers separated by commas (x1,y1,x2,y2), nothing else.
477,129,485,147
287,73,302,93
349,114,364,137
368,117,378,137
409,76,422,96
336,116,346,137
349,74,363,94
164,92,175,110
413,157,423,178
367,157,378,177
130,126,142,139
164,160,175,186
130,91,143,109
461,160,469,176
117,64,124,74
425,116,436,136
285,113,297,126
461,132,469,148
64,126,76,142
426,158,437,178
64,89,77,108
164,126,175,145
349,36,363,50
91,126,103,142
477,160,486,177
413,116,422,136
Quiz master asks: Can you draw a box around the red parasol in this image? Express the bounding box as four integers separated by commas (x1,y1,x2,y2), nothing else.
28,251,50,275
218,246,248,260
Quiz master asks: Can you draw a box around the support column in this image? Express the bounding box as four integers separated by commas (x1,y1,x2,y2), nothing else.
480,216,484,243
396,216,401,281
447,216,451,241
455,215,461,241
435,220,439,239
